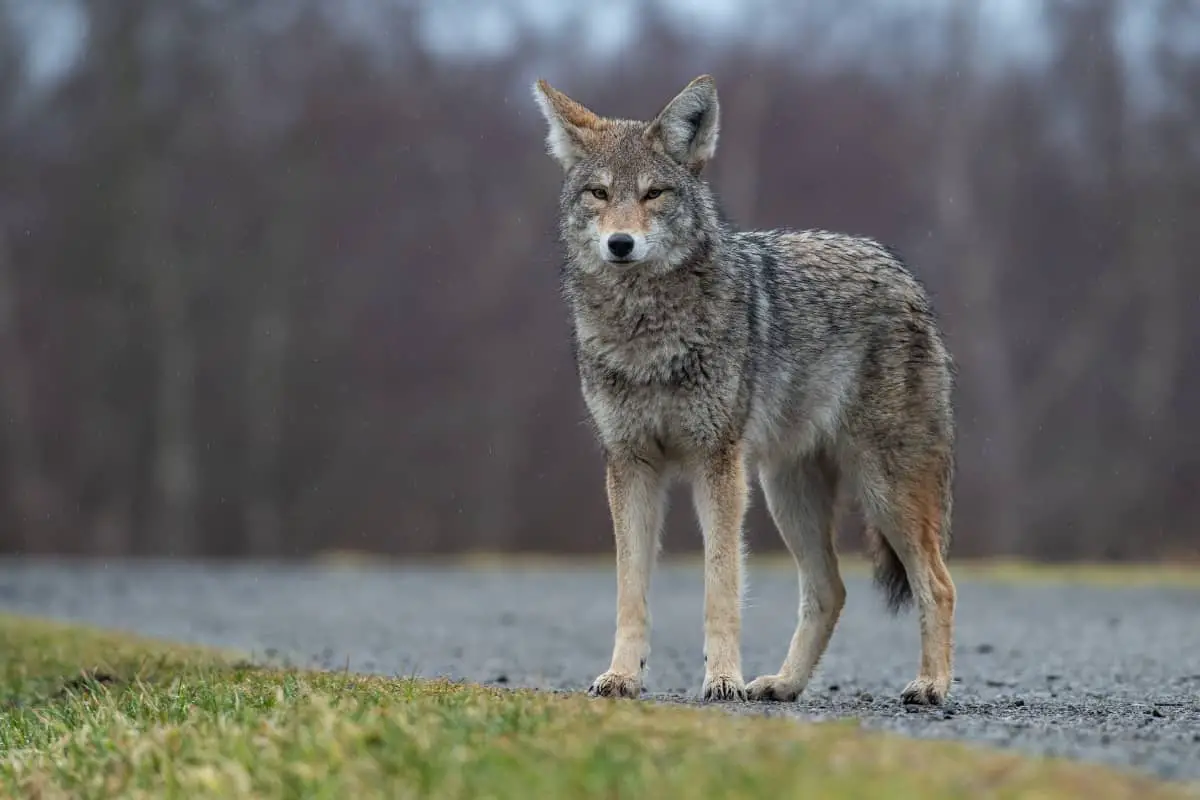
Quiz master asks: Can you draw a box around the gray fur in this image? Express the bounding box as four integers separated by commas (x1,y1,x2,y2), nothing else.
645,75,720,172
534,75,958,704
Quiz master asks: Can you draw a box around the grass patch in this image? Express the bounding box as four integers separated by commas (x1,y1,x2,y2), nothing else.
313,549,1200,589
0,614,1192,799
933,558,1200,588
759,555,1200,589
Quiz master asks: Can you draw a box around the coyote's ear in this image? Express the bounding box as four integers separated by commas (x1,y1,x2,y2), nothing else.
532,79,604,171
645,75,719,173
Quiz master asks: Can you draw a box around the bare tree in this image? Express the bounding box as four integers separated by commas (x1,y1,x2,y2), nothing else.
0,230,58,552
930,2,1023,553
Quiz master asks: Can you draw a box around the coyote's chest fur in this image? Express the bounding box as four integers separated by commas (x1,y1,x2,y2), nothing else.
567,267,749,460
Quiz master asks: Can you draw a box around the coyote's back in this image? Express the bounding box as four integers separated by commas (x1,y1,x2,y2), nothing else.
533,75,957,706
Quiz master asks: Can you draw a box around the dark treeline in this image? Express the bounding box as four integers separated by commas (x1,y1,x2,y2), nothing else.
0,0,1196,560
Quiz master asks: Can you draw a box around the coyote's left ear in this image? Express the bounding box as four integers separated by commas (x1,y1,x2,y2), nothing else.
532,79,605,171
645,75,719,173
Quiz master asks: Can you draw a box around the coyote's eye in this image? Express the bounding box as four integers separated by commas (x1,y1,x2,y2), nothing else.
589,187,609,201
643,188,664,200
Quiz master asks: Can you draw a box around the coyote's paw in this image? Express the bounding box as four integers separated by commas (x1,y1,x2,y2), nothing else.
745,674,804,702
702,672,747,702
588,671,642,699
901,676,950,706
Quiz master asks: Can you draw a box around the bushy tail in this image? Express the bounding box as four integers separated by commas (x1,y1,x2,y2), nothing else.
865,527,912,614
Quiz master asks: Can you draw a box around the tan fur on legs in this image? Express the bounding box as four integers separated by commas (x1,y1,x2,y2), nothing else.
747,452,845,702
692,446,748,701
893,470,956,705
588,460,667,699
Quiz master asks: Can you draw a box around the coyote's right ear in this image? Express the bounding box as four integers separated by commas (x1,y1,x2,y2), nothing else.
532,80,604,171
645,75,720,173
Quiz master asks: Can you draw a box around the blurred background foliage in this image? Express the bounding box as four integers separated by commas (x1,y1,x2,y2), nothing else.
0,0,1196,560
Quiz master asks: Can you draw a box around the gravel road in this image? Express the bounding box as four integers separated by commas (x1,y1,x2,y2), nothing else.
0,559,1197,783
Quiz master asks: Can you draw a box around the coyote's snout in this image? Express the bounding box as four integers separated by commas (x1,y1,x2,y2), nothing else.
604,232,636,261
532,75,958,706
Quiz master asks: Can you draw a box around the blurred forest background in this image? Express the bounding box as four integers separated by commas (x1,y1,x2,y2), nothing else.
0,0,1196,561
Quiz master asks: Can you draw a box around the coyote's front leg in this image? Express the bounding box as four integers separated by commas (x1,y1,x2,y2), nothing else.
693,446,749,701
588,458,667,699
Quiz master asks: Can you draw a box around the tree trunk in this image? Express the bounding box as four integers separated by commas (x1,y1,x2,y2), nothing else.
0,230,56,553
935,4,1023,553
146,197,199,557
243,296,290,556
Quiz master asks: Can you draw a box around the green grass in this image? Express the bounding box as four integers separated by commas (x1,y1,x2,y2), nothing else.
0,614,1194,799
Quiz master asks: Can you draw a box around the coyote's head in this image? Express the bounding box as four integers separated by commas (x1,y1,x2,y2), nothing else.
532,76,720,272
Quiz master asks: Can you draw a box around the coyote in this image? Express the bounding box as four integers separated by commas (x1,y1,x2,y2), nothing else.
532,75,957,705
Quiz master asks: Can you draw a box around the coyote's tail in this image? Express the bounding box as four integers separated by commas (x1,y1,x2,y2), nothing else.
867,453,954,614
865,526,912,614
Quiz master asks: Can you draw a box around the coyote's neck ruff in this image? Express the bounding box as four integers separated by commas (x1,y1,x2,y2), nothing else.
533,75,958,708
566,232,751,462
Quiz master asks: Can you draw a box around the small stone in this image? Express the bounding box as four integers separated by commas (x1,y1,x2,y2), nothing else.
828,684,840,692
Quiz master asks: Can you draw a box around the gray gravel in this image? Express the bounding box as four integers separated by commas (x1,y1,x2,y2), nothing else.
1,559,1198,783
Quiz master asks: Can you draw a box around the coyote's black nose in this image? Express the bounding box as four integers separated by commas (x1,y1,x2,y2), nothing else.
607,233,635,259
